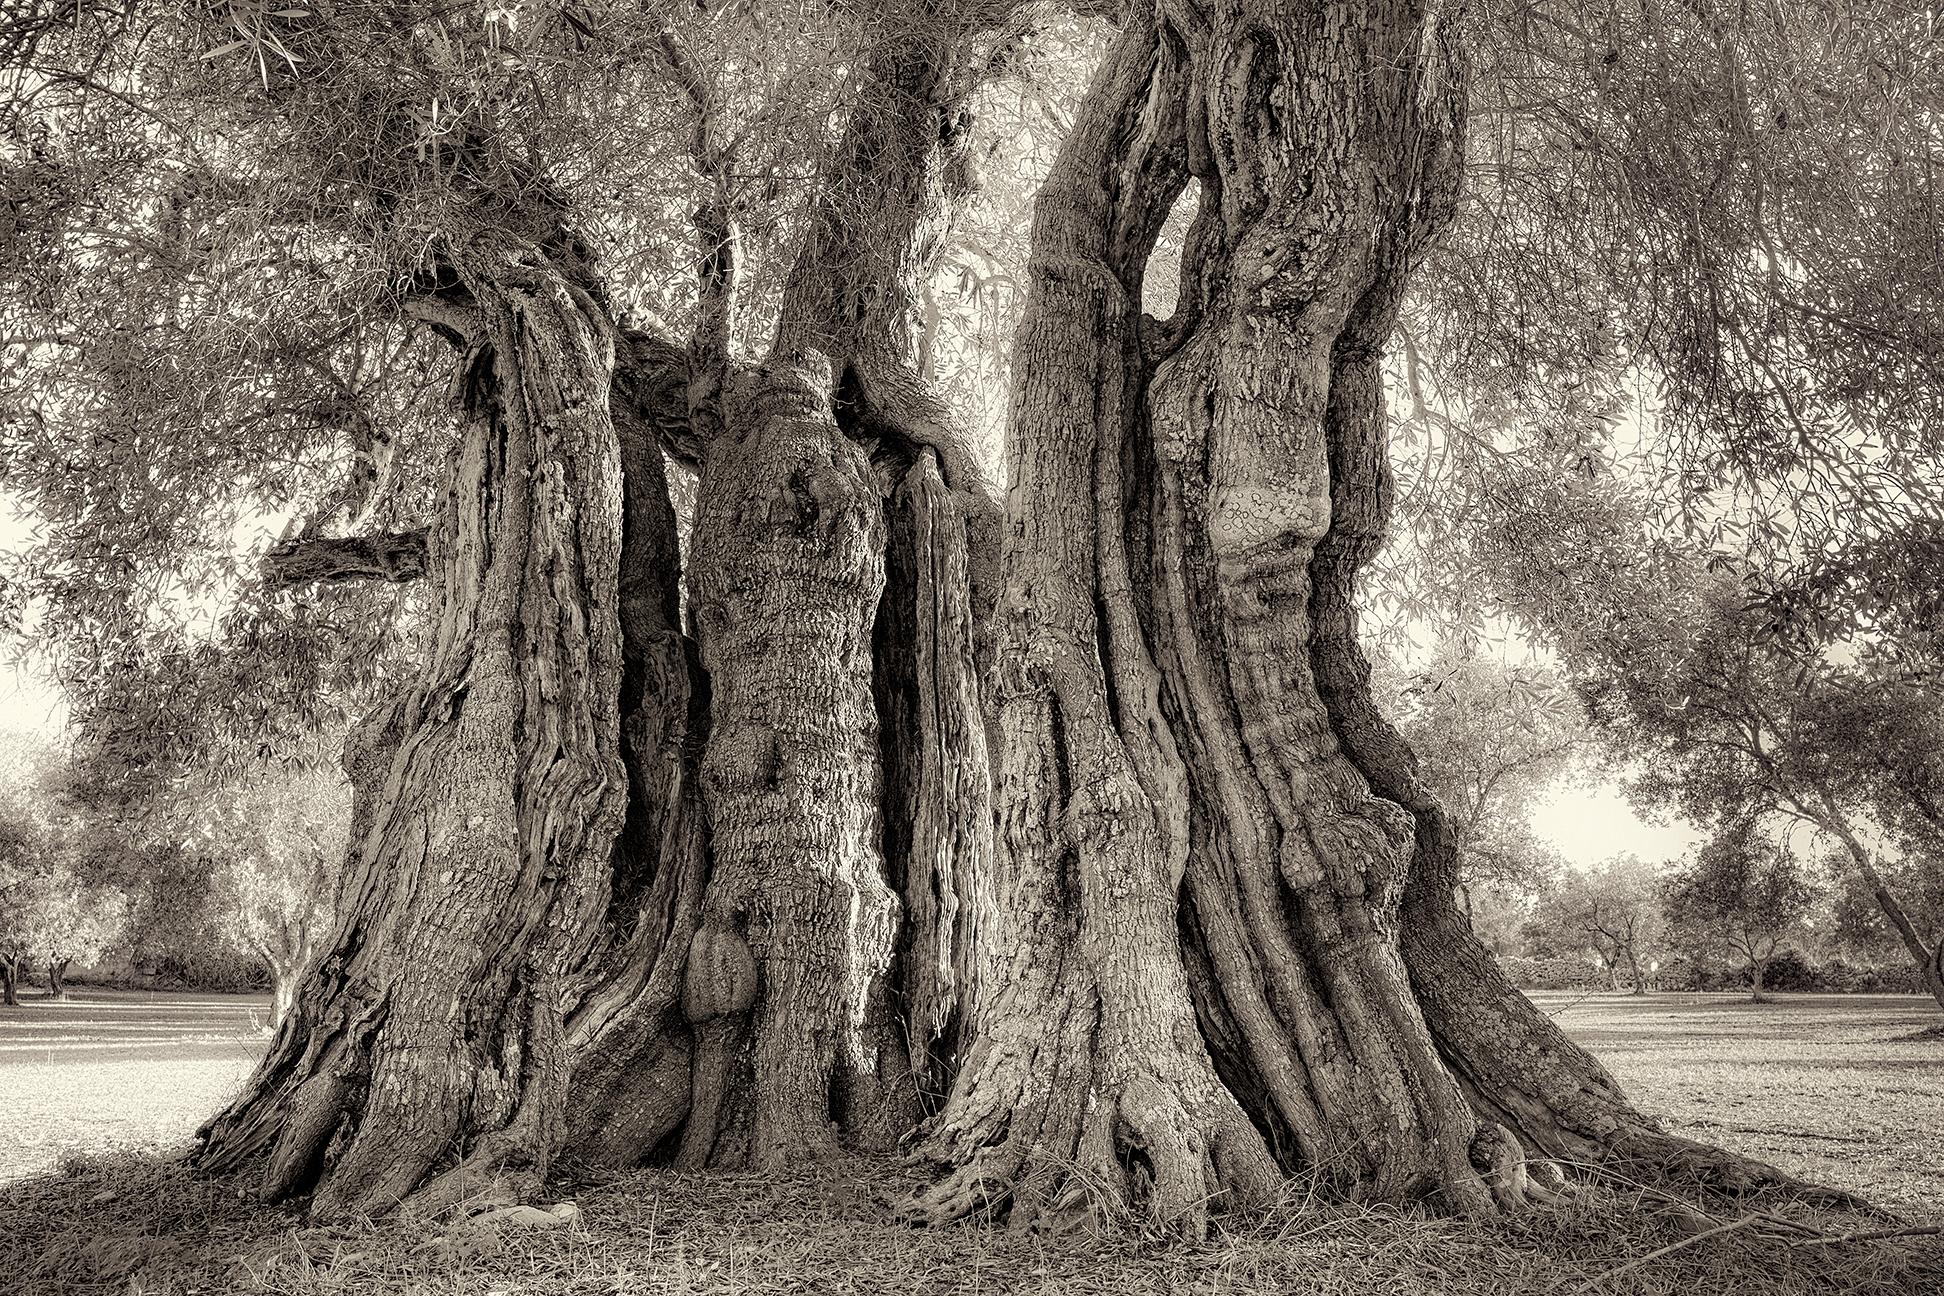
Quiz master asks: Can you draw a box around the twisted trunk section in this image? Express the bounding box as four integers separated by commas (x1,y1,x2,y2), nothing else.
194,234,629,1218
681,355,896,1167
1317,536,1864,1201
915,13,1309,1235
918,0,1825,1232
675,19,1003,1164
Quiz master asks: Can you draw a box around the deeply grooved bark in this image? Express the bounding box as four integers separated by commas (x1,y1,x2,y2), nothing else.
678,15,1007,1163
195,235,629,1217
919,1,1524,1231
875,449,993,1099
686,357,895,1167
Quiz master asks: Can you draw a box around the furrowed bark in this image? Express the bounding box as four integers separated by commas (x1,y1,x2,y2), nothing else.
920,0,1713,1231
556,369,712,1166
678,17,1005,1163
682,352,894,1167
194,232,629,1218
913,14,1291,1236
874,448,993,1104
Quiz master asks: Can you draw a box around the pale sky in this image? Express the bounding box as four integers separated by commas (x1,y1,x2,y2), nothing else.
1530,780,1703,870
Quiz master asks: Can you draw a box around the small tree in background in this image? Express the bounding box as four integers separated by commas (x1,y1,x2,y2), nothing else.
1663,824,1820,1002
0,810,42,1005
1526,856,1664,993
22,876,120,999
200,766,349,1025
0,817,123,1002
1381,647,1583,911
0,731,120,1003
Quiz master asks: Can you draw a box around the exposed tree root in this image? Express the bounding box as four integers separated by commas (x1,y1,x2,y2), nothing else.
903,976,1283,1238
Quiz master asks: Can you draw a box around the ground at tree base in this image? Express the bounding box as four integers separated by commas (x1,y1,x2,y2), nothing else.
1,1152,1938,1296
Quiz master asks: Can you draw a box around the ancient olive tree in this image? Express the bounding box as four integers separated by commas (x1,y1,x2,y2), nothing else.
5,0,1936,1235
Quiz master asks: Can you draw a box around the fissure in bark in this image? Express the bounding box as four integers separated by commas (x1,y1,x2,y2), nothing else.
675,18,1004,1165
195,233,631,1217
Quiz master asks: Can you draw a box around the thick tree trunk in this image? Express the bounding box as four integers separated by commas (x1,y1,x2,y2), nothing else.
556,330,713,1166
916,5,1498,1233
680,354,896,1168
676,24,1001,1164
1750,958,1769,1003
1,958,18,1007
194,233,630,1217
874,449,994,1106
918,0,1844,1231
47,958,68,1001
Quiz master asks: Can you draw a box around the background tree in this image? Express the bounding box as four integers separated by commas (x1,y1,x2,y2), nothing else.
1467,471,1944,1011
196,767,349,1026
1525,856,1664,994
1662,824,1820,1001
1378,646,1581,914
0,813,46,1006
21,874,119,1000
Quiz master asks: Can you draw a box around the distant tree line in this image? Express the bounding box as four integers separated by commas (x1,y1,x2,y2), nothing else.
1382,645,1942,1006
0,732,344,1020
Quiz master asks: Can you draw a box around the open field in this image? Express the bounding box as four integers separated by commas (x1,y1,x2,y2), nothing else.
0,987,269,1183
0,989,1938,1295
1529,991,1944,1220
3,989,1938,1215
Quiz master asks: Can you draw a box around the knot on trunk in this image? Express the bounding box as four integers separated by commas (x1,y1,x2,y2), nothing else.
682,924,758,1023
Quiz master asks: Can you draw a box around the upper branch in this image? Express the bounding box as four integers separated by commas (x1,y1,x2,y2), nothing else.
263,530,428,589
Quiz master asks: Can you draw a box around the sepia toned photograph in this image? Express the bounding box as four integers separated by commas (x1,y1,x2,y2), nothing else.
1,2,1939,1293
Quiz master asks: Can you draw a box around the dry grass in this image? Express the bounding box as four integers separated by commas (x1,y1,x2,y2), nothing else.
0,989,268,1183
3,991,1941,1295
2,1152,1941,1296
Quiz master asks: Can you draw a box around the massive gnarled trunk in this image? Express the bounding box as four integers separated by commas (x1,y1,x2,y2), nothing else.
916,0,1826,1233
674,19,1001,1165
915,4,1490,1232
195,234,632,1217
189,0,1828,1231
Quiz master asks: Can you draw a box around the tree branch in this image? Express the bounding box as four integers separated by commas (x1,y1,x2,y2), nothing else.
262,530,428,589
